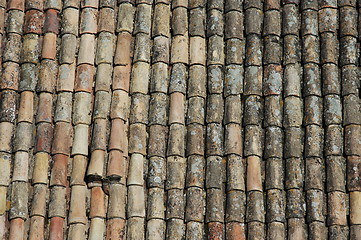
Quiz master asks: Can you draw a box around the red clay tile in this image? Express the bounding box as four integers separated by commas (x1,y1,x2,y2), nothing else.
112,65,131,92
90,187,106,218
226,222,246,240
50,154,68,186
43,9,60,34
208,222,223,240
1,62,20,91
52,122,72,155
106,218,126,240
107,149,124,179
49,217,64,240
68,185,87,224
36,92,53,123
24,10,44,34
42,33,57,60
30,184,47,216
28,216,45,240
35,122,53,153
114,32,132,66
70,155,87,186
7,0,25,11
75,64,95,92
8,218,25,240
109,119,125,151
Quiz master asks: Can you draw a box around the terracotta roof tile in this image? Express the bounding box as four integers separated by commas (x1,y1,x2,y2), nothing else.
0,1,360,238
98,7,115,33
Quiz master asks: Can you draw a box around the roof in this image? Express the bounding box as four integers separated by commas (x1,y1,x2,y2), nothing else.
0,0,361,239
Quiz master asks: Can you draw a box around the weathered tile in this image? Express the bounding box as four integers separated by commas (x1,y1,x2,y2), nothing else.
186,97,205,125
130,93,149,124
244,66,262,96
44,0,62,10
0,122,14,152
38,59,58,93
149,93,168,125
0,90,17,123
190,37,206,65
74,64,95,93
129,123,147,155
244,125,263,157
130,62,150,94
245,8,262,35
283,35,301,65
245,35,262,66
52,122,73,155
167,124,186,157
244,95,263,125
95,63,112,92
96,32,115,64
343,94,361,126
78,34,95,65
7,0,25,11
73,92,93,125
80,7,98,34
1,62,20,91
225,11,243,39
207,35,224,65
189,8,205,37
171,35,189,64
61,7,79,35
340,36,357,66
326,156,346,192
22,33,40,64
24,9,44,34
134,3,152,34
318,8,338,33
226,38,244,65
44,9,60,34
7,10,24,34
225,95,242,124
320,32,339,64
188,65,207,98
345,125,361,156
263,10,281,36
116,3,135,33
265,157,283,190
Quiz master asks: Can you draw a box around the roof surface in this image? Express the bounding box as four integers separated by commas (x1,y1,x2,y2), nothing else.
0,0,361,239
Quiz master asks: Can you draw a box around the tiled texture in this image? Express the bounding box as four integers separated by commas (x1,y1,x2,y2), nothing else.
0,0,360,239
